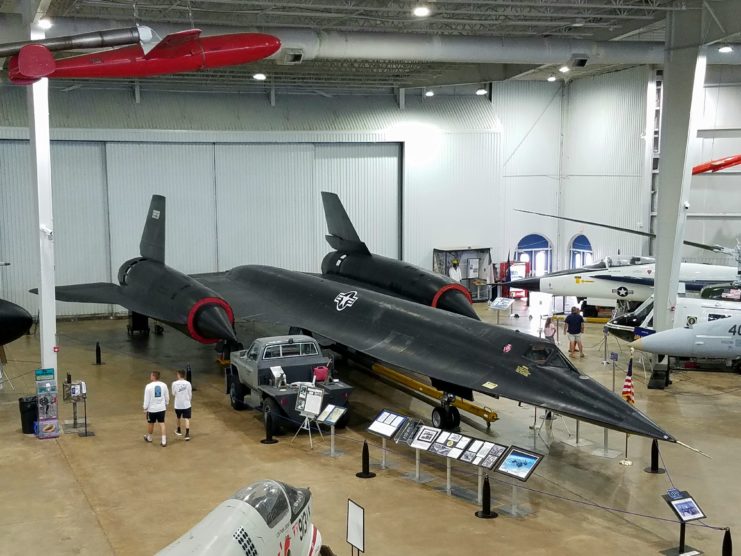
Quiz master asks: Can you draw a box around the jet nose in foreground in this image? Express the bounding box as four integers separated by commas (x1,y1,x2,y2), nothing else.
193,303,238,344
436,288,480,320
0,300,32,346
631,328,691,357
507,277,541,292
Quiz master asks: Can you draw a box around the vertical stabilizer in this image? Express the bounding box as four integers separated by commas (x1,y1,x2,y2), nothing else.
321,191,371,255
140,195,166,263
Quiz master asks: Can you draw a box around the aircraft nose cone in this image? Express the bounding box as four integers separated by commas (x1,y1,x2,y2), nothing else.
630,338,643,351
0,300,32,346
195,304,238,344
508,277,541,292
630,329,689,357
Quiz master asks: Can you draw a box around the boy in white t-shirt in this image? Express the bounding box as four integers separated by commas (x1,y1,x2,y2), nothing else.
143,371,170,447
171,370,193,441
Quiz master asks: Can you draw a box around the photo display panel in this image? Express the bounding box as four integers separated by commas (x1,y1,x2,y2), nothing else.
428,431,473,459
410,425,442,450
663,490,706,523
495,446,544,481
459,440,509,469
395,419,423,445
367,410,408,438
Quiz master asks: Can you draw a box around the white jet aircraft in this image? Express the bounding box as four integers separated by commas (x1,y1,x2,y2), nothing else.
157,480,322,556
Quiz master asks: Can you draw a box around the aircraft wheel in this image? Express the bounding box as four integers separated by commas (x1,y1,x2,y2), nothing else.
263,398,283,435
432,407,449,429
449,406,461,429
229,376,246,410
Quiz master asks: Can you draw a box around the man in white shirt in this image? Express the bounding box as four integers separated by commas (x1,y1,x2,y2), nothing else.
448,259,462,282
171,370,193,441
143,371,170,447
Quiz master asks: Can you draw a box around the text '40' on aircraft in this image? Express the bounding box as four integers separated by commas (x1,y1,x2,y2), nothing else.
47,194,676,442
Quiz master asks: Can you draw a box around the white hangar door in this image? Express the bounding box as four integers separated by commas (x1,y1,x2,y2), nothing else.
215,143,401,273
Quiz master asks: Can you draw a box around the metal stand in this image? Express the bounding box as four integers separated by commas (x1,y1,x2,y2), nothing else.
446,458,452,495
405,448,433,484
591,428,621,458
78,396,94,437
561,418,593,447
381,437,387,470
477,467,483,504
619,434,633,466
0,360,15,391
291,416,322,449
601,328,610,365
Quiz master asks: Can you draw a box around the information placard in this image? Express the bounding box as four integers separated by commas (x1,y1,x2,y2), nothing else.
395,419,423,445
317,404,348,426
35,368,59,439
459,440,508,468
295,384,324,418
662,490,706,523
428,431,472,459
346,499,365,553
409,425,441,451
495,446,544,481
367,410,407,438
490,297,515,311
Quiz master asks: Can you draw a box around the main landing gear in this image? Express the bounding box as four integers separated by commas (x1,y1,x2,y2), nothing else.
431,393,461,430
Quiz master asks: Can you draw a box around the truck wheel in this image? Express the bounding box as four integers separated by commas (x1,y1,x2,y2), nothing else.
229,376,246,410
263,398,283,435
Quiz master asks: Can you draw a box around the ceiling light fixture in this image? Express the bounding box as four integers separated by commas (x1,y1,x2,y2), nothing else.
547,75,557,82
559,65,570,73
572,19,585,28
424,89,434,97
37,18,53,30
253,73,267,81
413,5,431,17
475,87,487,96
718,44,734,54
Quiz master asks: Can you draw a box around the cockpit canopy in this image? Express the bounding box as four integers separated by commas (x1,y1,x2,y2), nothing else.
583,256,655,271
232,480,310,528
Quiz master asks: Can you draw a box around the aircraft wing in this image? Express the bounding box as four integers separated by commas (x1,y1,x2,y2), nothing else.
32,283,126,305
144,28,202,59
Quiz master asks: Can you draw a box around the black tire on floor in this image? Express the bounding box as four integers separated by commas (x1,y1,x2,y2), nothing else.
229,374,246,410
449,406,461,429
263,397,283,436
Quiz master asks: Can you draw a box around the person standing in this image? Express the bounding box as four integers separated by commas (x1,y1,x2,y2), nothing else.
143,371,170,447
448,259,462,282
543,317,557,344
171,370,193,441
563,306,585,358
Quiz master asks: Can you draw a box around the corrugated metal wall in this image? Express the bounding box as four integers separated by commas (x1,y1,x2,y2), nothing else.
492,81,562,266
560,66,651,266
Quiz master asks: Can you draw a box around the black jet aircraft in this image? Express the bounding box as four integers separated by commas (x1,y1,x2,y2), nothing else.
48,194,674,441
319,192,478,319
38,196,238,345
0,298,32,346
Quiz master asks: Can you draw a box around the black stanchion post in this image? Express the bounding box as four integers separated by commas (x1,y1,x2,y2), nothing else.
475,475,497,519
644,439,666,474
185,363,196,391
723,528,732,556
66,372,71,384
678,522,686,554
355,440,376,479
260,411,278,445
95,342,102,365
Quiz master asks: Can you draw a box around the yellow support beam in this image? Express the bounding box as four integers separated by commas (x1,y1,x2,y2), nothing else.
370,363,498,424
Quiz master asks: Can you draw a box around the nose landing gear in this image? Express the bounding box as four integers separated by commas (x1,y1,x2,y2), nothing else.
431,393,461,430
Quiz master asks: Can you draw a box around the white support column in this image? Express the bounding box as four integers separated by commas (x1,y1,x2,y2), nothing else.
653,5,706,332
27,27,58,377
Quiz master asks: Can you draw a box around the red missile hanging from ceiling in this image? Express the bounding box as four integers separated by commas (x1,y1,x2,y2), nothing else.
7,29,281,85
692,154,741,174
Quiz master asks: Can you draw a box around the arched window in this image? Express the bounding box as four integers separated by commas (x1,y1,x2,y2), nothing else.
515,234,551,276
570,234,593,269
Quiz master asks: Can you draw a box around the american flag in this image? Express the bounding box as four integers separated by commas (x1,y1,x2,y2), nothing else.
622,356,635,404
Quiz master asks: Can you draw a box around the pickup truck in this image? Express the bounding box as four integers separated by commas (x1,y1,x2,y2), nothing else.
226,335,352,434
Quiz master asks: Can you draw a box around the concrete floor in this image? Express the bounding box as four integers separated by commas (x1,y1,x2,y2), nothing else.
1,301,739,555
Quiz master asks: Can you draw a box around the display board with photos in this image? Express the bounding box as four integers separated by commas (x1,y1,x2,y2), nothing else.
395,418,423,445
367,410,408,439
410,425,442,450
663,490,706,523
428,431,473,459
295,384,324,418
316,403,348,426
459,440,509,469
494,446,544,482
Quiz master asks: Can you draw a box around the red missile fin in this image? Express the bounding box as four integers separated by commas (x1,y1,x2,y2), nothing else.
144,28,202,59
